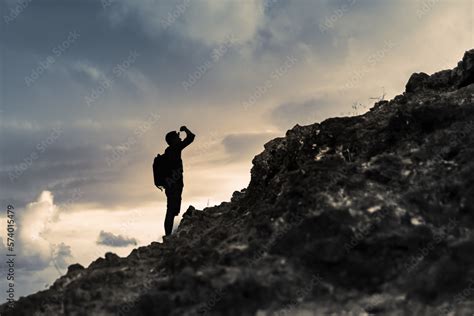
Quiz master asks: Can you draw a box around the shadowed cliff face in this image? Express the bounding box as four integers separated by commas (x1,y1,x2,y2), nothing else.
3,50,474,316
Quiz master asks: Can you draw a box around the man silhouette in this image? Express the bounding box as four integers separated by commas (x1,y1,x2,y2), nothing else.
162,125,195,236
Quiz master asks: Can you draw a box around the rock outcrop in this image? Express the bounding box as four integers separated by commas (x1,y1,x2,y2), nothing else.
2,50,474,315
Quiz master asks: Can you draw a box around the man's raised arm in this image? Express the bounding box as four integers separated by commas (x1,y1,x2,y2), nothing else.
179,126,195,149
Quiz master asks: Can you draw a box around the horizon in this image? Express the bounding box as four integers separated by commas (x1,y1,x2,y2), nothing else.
0,0,472,298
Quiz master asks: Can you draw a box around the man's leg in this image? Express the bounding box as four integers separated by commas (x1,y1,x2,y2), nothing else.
174,182,183,216
164,186,182,236
164,188,176,236
164,208,174,236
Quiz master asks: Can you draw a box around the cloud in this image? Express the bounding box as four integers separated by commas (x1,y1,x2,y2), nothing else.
0,119,41,131
96,230,138,247
72,62,106,82
0,191,74,272
0,191,80,296
0,118,162,209
113,0,264,45
51,242,73,269
179,0,263,45
17,191,59,258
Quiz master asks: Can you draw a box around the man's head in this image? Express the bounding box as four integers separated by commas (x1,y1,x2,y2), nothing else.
165,131,181,146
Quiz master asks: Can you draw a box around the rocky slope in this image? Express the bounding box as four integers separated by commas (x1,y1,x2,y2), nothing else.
3,50,474,316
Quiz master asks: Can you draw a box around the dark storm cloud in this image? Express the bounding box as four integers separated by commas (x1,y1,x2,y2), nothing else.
0,119,161,208
1,0,376,124
1,0,214,123
0,0,439,123
0,123,106,207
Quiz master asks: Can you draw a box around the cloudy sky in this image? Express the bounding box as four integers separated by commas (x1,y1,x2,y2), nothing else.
0,0,472,297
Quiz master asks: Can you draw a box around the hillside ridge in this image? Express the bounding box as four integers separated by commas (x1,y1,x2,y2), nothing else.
2,49,474,315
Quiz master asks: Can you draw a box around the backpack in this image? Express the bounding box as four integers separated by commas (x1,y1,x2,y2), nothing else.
153,153,170,188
